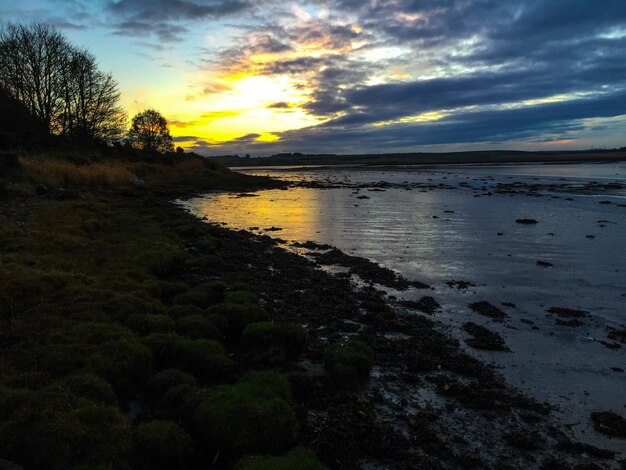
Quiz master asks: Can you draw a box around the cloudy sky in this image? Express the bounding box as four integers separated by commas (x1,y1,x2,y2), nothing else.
3,0,626,155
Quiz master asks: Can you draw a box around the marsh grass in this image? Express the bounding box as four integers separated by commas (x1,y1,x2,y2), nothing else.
18,155,206,187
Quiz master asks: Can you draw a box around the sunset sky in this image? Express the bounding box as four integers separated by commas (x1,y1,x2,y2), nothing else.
2,0,626,155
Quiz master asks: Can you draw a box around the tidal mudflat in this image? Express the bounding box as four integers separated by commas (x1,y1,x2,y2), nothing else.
184,162,626,452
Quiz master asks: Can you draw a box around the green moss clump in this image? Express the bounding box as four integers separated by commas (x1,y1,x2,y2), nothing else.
242,322,309,358
0,386,132,469
192,372,298,460
133,421,193,470
125,313,174,334
175,314,224,340
146,369,198,402
135,243,187,277
237,448,328,470
64,373,117,404
167,304,204,319
208,302,264,338
196,235,220,254
323,340,374,387
172,339,233,381
186,254,225,269
225,290,259,305
172,282,225,308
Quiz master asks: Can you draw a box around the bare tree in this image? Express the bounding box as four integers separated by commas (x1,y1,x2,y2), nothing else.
60,49,126,142
0,22,126,143
0,23,70,134
127,109,174,153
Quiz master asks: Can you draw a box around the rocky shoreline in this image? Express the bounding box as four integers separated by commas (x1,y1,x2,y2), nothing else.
180,200,625,468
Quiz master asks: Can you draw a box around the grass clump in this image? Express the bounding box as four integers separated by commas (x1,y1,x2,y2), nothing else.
145,334,233,382
175,314,225,340
225,290,259,305
237,447,328,470
323,340,374,387
209,302,265,338
125,313,174,335
63,373,117,404
192,372,298,460
0,385,131,469
242,322,309,359
172,281,225,309
133,420,193,470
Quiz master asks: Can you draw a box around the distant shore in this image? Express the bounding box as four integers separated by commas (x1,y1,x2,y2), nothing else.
211,149,626,168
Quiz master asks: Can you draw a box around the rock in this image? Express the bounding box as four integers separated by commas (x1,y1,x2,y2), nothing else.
536,260,553,267
468,301,508,321
515,219,538,225
590,411,626,438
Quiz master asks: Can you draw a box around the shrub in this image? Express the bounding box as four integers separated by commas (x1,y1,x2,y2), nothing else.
192,372,298,460
323,340,374,387
133,421,193,470
237,448,328,470
242,322,309,358
172,282,225,309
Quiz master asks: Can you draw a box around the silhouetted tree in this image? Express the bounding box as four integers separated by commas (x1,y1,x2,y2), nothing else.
127,109,174,153
60,49,126,142
0,23,70,134
0,22,125,143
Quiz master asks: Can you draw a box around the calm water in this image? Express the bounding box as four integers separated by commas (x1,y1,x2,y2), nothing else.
183,161,626,448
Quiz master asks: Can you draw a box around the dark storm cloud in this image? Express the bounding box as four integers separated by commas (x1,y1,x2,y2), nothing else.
210,90,626,155
108,0,252,21
107,0,253,41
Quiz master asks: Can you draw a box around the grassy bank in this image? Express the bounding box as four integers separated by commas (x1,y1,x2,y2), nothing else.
0,154,326,469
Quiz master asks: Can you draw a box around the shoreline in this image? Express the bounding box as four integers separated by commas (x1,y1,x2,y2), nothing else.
1,164,624,468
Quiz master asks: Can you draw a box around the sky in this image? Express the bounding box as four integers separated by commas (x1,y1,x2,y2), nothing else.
2,0,626,156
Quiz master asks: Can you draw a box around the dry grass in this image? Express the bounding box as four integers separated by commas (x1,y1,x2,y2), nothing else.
19,156,206,187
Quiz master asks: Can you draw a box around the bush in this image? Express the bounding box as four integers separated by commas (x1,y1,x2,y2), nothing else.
133,421,193,470
192,372,298,460
323,340,374,387
242,322,309,358
237,448,328,470
172,282,225,308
